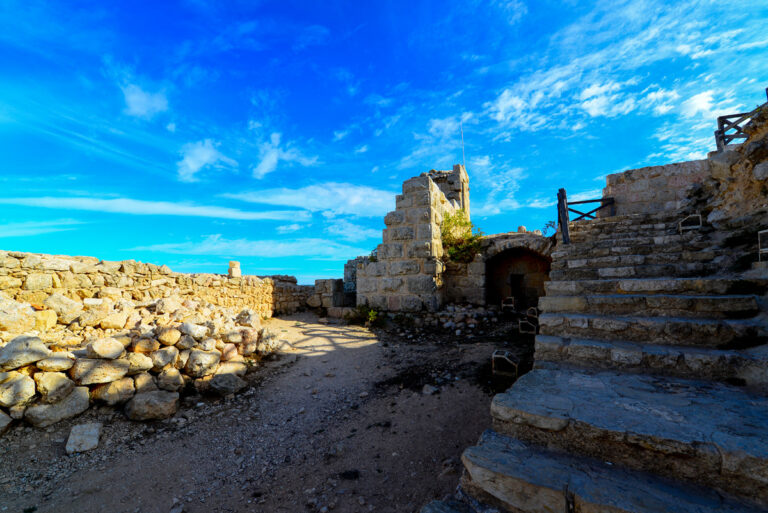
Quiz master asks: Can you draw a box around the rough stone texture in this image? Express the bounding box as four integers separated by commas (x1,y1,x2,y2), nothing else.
86,337,125,359
90,377,135,405
69,358,130,385
126,352,153,375
156,327,181,346
24,387,89,427
180,322,209,340
151,346,179,370
36,352,75,372
0,335,51,370
184,349,221,377
157,367,184,391
210,373,247,395
0,372,36,407
602,160,710,216
0,409,11,434
460,430,759,513
34,372,75,404
65,422,102,454
124,391,179,421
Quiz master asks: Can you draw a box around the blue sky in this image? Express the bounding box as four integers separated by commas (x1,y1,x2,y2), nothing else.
1,0,767,284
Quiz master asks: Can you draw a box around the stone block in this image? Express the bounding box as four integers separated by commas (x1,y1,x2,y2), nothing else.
91,377,135,405
0,372,35,407
69,358,130,385
405,207,431,224
390,260,420,275
356,277,379,294
364,261,387,277
380,277,404,293
407,276,436,294
411,192,431,207
407,241,433,259
24,387,89,427
66,423,102,454
399,295,424,312
389,226,415,241
384,211,405,226
378,243,403,259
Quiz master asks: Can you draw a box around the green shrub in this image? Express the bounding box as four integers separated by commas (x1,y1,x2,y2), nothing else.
441,209,484,263
345,304,385,328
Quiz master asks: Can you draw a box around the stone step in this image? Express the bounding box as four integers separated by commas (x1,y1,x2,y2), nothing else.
538,312,767,348
534,334,768,390
490,367,768,506
551,235,716,259
544,277,768,297
550,262,718,281
539,293,759,319
551,251,725,271
461,430,764,513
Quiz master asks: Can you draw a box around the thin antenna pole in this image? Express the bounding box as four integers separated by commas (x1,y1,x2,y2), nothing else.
460,120,466,169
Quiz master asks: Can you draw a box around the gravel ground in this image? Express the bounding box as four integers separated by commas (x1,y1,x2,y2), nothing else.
0,312,528,513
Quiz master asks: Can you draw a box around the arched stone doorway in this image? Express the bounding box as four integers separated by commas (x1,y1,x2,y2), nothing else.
485,248,551,310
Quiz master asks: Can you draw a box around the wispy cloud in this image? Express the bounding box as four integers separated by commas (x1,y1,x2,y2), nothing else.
0,197,309,221
276,223,304,233
0,219,83,237
131,234,367,260
121,84,168,119
222,182,396,217
177,139,237,182
252,132,318,179
325,219,381,242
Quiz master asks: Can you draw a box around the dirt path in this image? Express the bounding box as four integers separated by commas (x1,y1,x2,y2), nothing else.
1,313,497,513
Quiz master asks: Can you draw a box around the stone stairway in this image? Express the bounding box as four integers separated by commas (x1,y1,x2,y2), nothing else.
423,211,768,513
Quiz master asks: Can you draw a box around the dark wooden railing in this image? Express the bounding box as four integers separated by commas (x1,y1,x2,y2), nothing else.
557,188,615,244
715,88,768,151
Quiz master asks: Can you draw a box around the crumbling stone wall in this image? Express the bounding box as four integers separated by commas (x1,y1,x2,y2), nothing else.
601,160,710,216
356,166,468,312
0,250,311,326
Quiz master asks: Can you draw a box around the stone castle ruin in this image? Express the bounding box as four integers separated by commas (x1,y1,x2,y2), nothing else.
1,89,768,513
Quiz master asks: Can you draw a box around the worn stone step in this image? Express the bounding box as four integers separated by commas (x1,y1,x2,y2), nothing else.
551,236,715,259
461,430,764,513
539,293,759,319
538,312,767,348
534,334,768,390
544,277,768,297
551,251,725,271
490,367,768,506
550,262,718,281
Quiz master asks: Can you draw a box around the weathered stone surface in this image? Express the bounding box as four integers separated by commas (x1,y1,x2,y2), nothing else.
100,312,128,330
34,372,75,404
133,372,157,393
24,387,89,427
157,328,181,346
216,361,247,377
184,349,220,377
69,358,130,385
91,377,135,405
0,335,51,370
0,295,36,333
66,422,102,454
0,371,36,407
34,310,57,331
124,391,179,421
154,297,182,314
235,309,261,328
151,346,179,370
754,161,768,180
180,322,208,340
210,373,246,395
24,273,53,290
126,352,153,375
43,293,83,324
133,338,160,354
0,409,11,435
86,338,125,359
157,367,184,391
35,352,75,371
77,307,110,327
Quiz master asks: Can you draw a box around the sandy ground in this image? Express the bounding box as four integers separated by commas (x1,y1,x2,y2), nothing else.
0,313,516,513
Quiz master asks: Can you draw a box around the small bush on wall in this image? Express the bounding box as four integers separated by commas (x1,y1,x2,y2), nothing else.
441,209,484,263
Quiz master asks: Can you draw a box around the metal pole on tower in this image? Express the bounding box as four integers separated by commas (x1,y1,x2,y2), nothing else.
460,120,466,169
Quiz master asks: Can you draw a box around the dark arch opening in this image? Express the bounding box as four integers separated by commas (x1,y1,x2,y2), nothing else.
485,248,551,310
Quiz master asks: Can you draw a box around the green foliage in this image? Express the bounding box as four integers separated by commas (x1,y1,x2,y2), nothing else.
368,248,378,262
441,209,484,263
542,220,557,236
345,304,385,328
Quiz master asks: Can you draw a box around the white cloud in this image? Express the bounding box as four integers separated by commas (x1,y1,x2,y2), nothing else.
333,130,349,141
354,145,368,154
166,122,176,132
643,88,680,115
325,219,381,242
469,155,526,216
222,182,396,218
131,234,367,261
492,0,528,26
276,223,303,234
176,139,237,182
121,84,168,119
0,197,309,221
0,219,83,237
252,132,318,179
681,90,714,118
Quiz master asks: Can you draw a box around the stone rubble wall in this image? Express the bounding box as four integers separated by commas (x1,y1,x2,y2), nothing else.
601,160,710,217
0,250,312,324
356,171,462,312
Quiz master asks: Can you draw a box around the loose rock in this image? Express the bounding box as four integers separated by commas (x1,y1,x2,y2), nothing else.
124,391,179,421
65,422,102,454
24,387,89,427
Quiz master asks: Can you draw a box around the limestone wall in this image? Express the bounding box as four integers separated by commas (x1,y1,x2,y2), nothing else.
601,160,710,216
356,169,464,312
0,250,311,328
